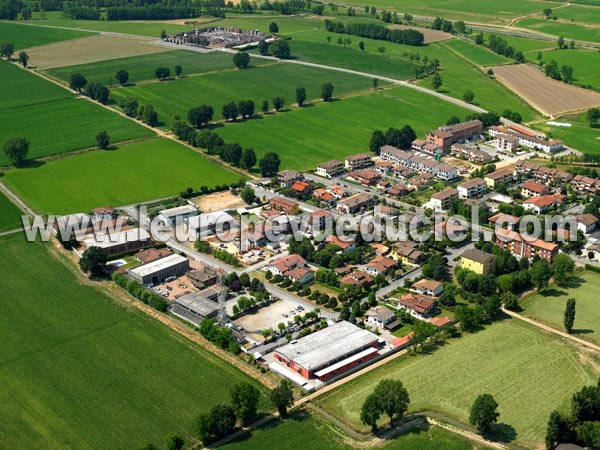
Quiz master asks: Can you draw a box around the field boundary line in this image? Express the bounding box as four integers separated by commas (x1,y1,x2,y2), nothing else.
0,228,22,237
502,307,600,352
0,181,35,217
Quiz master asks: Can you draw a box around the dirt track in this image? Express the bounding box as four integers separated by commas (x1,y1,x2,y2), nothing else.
492,63,600,117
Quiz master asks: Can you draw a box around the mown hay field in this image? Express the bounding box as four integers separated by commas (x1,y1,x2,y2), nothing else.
0,21,94,49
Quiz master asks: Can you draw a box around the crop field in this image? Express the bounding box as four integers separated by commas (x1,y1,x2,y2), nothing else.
26,34,169,69
0,192,22,232
0,234,267,450
516,18,600,44
492,64,600,116
0,61,152,166
216,86,471,170
531,114,600,153
0,21,94,49
440,39,511,66
2,138,240,214
482,32,554,53
46,49,268,85
110,62,378,126
521,271,600,345
547,5,600,25
318,319,597,447
532,49,600,90
220,412,489,450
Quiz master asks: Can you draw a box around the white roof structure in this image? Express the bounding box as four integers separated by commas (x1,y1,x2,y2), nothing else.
275,321,381,371
185,211,237,235
158,204,198,220
174,292,219,317
128,254,188,278
83,228,150,250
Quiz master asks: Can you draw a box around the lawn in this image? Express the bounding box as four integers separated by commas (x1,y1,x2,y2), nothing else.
529,48,600,90
46,49,269,85
318,319,597,447
215,85,472,170
517,18,600,44
0,234,268,449
521,270,600,345
220,411,490,450
0,21,94,49
441,38,511,66
0,60,153,165
530,114,600,154
2,138,240,214
110,62,378,126
0,191,22,231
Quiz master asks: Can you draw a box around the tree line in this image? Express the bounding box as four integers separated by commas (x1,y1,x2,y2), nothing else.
324,20,425,46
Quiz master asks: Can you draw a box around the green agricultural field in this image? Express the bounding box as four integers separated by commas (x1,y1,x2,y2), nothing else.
110,62,378,126
548,5,600,25
318,319,597,447
216,86,471,170
530,114,600,154
521,271,600,345
517,18,600,43
46,50,270,85
220,412,489,450
530,48,600,90
0,192,22,231
0,21,94,49
440,38,511,66
481,32,555,53
0,60,152,165
2,138,240,214
0,234,268,449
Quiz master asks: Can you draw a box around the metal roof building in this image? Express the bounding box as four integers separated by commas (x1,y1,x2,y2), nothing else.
127,254,189,285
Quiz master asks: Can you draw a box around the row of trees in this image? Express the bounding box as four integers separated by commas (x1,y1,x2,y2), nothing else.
112,271,168,312
369,125,417,153
324,20,425,46
544,59,574,84
69,73,110,104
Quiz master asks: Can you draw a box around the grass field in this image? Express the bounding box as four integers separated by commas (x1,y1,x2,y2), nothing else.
482,32,554,53
216,86,471,170
0,234,268,449
2,138,240,214
441,38,511,66
0,21,94,49
221,412,489,450
532,48,600,90
46,50,268,85
318,319,597,447
110,62,378,126
0,191,22,231
517,18,600,43
521,271,600,345
530,114,600,153
0,61,153,165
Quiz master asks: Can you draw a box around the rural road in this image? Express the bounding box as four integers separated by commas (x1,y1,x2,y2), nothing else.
0,181,34,217
502,307,600,353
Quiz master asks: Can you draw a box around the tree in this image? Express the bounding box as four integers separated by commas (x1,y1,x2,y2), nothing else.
271,40,290,59
587,107,600,127
0,42,14,59
174,64,182,77
359,41,365,51
270,379,294,417
3,137,29,166
373,78,379,90
543,8,552,18
269,21,279,33
261,99,269,114
487,68,494,76
557,35,565,48
79,246,107,277
160,29,167,39
530,259,552,291
577,421,600,448
545,410,563,450
18,51,28,68
258,40,270,55
230,382,260,425
86,82,109,105
120,97,138,117
373,379,410,422
469,394,500,434
222,102,239,121
295,87,307,106
207,403,237,440
369,130,385,154
552,253,575,287
95,131,110,149
501,291,519,311
69,73,87,92
165,434,184,450
240,185,256,204
143,104,159,127
155,66,170,80
475,33,484,45
422,254,449,281
188,105,214,128
564,297,576,333
233,51,250,69
259,152,281,176
377,46,386,54
321,83,334,101
241,148,257,170
454,20,466,34
463,90,475,103
115,70,129,85
360,393,381,433
272,96,285,111
431,73,442,91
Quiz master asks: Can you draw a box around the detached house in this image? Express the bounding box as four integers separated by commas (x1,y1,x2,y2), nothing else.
413,278,444,297
364,306,401,330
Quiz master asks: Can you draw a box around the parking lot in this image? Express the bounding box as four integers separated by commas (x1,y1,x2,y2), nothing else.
234,297,307,340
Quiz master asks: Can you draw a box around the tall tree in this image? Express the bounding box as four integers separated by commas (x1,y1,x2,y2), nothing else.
155,66,170,80
295,87,307,106
95,131,110,149
188,105,214,128
18,51,28,68
3,137,29,166
272,97,285,111
373,379,410,422
431,73,442,91
165,434,184,450
271,40,290,59
360,393,381,433
530,259,552,291
259,152,281,176
564,298,576,333
115,70,129,85
369,130,385,154
233,51,250,69
240,186,256,204
552,253,575,287
174,64,182,77
321,83,334,101
0,42,14,59
270,379,294,417
79,246,107,277
469,393,500,434
241,148,257,170
230,382,260,425
269,21,279,33
69,73,87,92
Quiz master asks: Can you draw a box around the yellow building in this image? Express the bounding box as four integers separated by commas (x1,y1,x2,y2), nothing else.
459,248,496,275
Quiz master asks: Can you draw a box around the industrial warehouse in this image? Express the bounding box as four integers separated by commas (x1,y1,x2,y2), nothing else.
271,321,384,387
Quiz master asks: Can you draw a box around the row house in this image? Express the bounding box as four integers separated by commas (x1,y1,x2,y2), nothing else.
514,161,572,185
457,178,486,199
488,126,563,153
317,159,345,178
484,168,514,189
346,169,381,186
379,145,458,181
523,193,566,214
571,175,600,195
344,153,372,171
427,120,483,148
492,133,520,152
450,144,494,164
521,181,550,198
495,229,559,262
387,183,414,197
427,187,459,211
269,196,300,215
411,139,443,156
337,192,374,214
